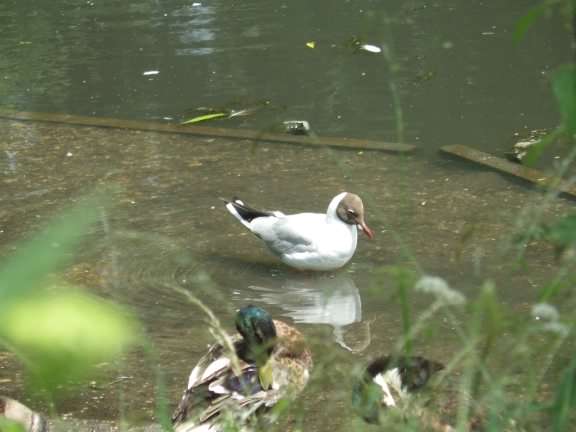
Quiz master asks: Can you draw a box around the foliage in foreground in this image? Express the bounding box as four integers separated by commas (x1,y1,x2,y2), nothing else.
0,194,140,397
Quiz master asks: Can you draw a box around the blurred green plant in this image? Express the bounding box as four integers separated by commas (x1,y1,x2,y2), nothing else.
523,65,576,164
0,418,24,432
552,64,576,135
514,0,575,42
515,0,575,164
0,193,140,396
549,355,576,431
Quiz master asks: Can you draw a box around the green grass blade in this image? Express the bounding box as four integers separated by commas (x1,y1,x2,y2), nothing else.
551,357,576,431
514,3,547,42
552,65,576,134
0,194,106,305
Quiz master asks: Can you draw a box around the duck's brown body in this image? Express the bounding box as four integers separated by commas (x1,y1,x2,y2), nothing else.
172,320,312,432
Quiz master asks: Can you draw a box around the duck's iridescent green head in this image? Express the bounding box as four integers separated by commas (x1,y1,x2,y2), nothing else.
235,305,277,365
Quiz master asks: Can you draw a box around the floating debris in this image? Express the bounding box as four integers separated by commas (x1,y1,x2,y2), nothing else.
505,128,549,163
181,112,228,125
283,120,311,136
358,44,382,54
306,41,316,49
142,70,160,76
348,36,383,54
181,100,271,125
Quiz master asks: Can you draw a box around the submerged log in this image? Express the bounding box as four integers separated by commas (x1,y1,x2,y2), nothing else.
440,144,576,199
0,110,416,154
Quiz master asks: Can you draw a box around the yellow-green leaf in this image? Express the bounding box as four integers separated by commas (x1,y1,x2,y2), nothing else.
180,112,228,125
0,288,140,390
0,418,25,432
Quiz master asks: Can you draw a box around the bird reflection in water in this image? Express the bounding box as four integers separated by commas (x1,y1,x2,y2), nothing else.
241,273,371,352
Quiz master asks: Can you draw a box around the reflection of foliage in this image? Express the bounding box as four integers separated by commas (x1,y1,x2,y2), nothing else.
0,193,139,396
515,0,576,41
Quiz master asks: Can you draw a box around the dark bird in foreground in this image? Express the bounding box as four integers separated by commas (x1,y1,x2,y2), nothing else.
172,305,312,432
352,356,446,428
0,396,48,432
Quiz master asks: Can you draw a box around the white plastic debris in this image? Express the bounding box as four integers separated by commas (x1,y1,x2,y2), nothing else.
359,44,382,53
283,120,311,136
142,70,160,76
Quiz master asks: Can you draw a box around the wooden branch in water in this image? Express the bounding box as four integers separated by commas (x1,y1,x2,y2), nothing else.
440,144,576,199
0,110,416,153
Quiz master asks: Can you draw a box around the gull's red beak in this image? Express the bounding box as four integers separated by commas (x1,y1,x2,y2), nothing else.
359,221,374,239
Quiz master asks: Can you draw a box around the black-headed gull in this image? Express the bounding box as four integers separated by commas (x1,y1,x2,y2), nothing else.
224,192,373,271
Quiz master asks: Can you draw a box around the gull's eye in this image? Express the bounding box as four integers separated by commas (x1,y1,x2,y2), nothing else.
347,209,357,216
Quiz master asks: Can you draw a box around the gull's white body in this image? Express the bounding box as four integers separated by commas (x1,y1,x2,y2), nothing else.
226,192,358,271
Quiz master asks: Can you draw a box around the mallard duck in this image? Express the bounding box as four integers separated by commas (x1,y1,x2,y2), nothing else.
223,192,374,271
172,305,312,432
352,356,444,425
0,396,48,432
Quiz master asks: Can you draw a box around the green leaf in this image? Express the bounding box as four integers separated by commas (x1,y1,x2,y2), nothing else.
0,418,26,432
552,65,576,134
0,287,140,392
180,112,228,125
0,194,106,305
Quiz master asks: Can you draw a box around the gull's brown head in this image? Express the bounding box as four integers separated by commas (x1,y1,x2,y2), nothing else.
336,193,374,239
